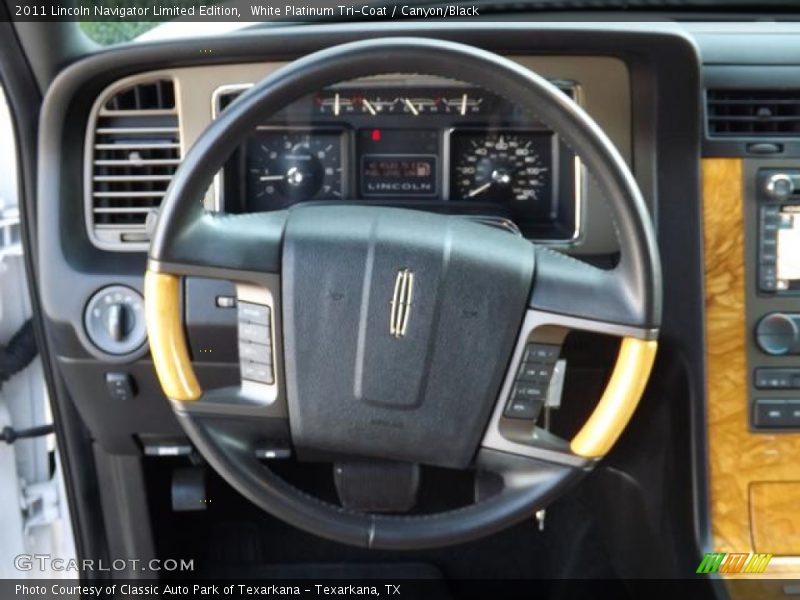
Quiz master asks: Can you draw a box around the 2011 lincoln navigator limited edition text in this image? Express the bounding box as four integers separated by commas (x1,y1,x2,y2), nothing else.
0,3,799,599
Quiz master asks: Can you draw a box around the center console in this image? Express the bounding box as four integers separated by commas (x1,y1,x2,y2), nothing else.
747,162,800,430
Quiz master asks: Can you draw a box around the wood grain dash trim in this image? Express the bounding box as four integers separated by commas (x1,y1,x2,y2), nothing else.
703,158,800,582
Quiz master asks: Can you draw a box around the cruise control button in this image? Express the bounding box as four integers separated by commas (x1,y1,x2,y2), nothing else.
239,322,271,344
241,361,274,384
238,302,271,325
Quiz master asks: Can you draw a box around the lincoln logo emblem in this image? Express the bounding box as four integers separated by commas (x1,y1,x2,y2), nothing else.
389,268,414,338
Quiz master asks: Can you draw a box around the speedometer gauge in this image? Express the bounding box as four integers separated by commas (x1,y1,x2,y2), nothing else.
245,130,344,211
450,131,553,205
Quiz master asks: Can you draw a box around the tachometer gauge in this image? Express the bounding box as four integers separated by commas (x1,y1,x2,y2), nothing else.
245,130,344,210
450,131,553,204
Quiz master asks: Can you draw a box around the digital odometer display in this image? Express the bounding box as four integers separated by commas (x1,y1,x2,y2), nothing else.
361,156,437,197
450,130,554,212
357,128,440,199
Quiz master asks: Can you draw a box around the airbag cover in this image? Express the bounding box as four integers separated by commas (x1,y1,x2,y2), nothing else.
282,205,533,468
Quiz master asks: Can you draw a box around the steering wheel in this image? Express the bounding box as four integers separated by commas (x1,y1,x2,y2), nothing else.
144,38,661,550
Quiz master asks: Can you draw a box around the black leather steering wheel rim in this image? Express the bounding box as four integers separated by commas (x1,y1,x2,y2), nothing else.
146,37,661,550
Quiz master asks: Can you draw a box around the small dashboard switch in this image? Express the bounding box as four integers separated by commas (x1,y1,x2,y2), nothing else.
105,372,135,401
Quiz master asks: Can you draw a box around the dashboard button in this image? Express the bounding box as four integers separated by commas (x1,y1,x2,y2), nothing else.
753,368,800,390
754,399,791,428
105,372,135,401
788,401,800,423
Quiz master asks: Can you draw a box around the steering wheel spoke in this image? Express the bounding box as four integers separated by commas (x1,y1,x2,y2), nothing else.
530,245,659,331
475,447,584,493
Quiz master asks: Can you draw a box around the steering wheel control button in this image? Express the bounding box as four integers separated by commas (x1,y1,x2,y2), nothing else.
505,398,542,420
239,322,271,344
522,343,560,362
105,372,136,401
238,302,271,324
238,341,272,363
237,300,275,385
84,285,147,356
755,313,800,355
518,362,554,382
504,383,546,419
504,343,562,420
241,362,274,384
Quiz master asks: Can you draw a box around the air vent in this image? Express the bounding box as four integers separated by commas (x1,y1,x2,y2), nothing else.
86,77,180,250
707,90,800,137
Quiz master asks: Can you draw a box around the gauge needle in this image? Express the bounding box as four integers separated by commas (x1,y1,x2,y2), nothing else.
362,98,377,115
467,181,492,198
259,174,285,181
403,98,420,116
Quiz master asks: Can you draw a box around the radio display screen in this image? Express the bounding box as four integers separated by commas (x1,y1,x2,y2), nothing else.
777,206,800,285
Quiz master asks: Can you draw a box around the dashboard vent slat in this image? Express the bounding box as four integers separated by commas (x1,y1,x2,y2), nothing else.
87,77,180,250
707,90,800,137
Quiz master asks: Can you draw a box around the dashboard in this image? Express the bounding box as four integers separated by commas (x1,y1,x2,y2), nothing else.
38,25,696,492
216,78,579,240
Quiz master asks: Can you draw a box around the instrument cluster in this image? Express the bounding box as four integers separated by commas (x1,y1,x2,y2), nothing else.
218,78,580,242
